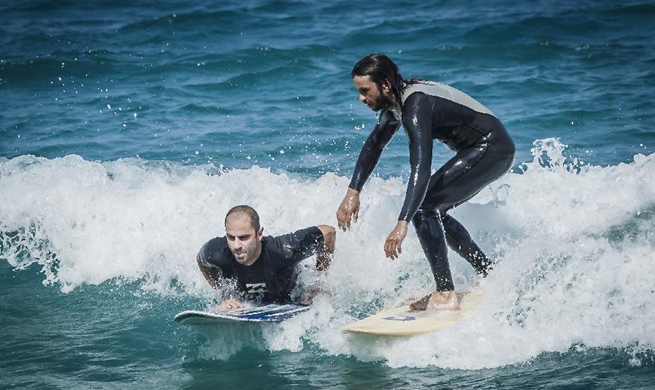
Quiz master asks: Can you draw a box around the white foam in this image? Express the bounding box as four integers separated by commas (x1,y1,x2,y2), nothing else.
1,140,654,367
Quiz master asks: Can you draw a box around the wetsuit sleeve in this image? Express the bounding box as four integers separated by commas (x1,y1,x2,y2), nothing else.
197,237,234,277
398,92,436,222
197,241,215,269
273,226,325,263
349,109,401,191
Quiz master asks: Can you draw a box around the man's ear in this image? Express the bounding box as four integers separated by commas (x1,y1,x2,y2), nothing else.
257,227,264,241
382,80,391,92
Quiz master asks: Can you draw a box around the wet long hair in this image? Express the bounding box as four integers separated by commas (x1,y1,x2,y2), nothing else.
351,53,406,108
225,205,261,231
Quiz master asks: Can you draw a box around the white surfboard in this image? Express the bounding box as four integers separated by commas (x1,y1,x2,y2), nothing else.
174,304,310,325
341,291,483,336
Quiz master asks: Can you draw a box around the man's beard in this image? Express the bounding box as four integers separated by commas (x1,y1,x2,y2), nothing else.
371,90,395,111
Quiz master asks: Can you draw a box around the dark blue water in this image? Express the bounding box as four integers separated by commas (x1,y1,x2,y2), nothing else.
2,0,655,388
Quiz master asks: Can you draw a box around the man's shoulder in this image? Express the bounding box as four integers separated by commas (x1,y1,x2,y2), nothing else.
199,236,230,263
268,226,321,241
402,80,450,98
264,227,321,253
402,80,494,117
203,236,228,249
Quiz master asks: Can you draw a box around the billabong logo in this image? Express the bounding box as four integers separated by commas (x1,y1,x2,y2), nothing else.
246,283,268,294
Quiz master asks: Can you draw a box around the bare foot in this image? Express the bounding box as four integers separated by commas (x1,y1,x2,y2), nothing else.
408,291,460,311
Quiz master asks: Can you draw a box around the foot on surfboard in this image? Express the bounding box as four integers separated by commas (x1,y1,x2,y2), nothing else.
408,291,460,311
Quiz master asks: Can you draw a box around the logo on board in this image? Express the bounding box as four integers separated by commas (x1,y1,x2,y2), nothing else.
383,315,416,322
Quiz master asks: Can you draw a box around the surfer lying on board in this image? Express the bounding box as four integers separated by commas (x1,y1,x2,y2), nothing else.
336,53,515,311
197,205,336,309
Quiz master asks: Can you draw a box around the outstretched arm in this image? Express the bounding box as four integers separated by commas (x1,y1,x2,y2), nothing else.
348,110,400,192
386,93,435,259
337,110,400,231
397,92,435,222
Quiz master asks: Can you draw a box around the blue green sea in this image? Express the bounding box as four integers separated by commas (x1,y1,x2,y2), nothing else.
2,0,655,388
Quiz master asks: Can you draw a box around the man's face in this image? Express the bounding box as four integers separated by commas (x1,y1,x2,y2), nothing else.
353,75,395,111
225,212,263,266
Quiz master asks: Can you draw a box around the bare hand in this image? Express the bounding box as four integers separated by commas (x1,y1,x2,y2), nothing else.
384,221,408,260
336,188,360,231
299,288,320,306
218,298,244,310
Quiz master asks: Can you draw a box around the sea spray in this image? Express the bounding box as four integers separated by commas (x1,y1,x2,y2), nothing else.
2,142,654,367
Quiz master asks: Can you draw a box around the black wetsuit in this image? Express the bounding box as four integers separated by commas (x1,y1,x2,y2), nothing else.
350,80,515,290
197,227,324,303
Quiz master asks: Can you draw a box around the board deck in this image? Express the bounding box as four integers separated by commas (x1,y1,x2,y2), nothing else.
174,304,310,325
341,291,483,336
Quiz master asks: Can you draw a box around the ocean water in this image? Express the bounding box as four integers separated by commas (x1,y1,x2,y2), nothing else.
1,0,655,388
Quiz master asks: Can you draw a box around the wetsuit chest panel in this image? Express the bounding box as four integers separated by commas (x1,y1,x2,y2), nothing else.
231,240,299,302
402,81,502,151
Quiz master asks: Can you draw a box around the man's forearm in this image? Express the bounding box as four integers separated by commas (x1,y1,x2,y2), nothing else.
315,225,336,271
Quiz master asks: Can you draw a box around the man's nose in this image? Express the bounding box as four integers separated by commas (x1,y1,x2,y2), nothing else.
359,94,366,103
